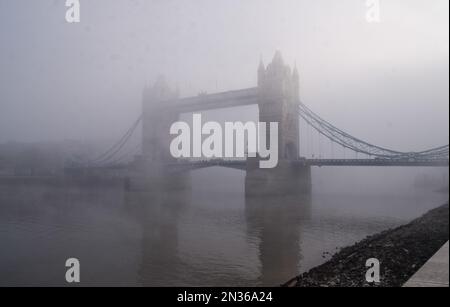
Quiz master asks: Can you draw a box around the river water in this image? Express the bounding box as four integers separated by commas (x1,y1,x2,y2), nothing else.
0,167,447,286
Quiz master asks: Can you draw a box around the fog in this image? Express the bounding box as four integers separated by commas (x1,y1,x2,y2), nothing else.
0,0,448,151
0,1,449,287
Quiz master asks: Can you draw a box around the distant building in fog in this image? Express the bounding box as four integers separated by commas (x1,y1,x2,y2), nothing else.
0,140,92,176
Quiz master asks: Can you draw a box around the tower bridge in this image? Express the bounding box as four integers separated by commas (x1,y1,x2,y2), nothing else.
142,51,311,196
80,51,448,196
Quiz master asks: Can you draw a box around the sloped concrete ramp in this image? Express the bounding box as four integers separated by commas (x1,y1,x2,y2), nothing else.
404,242,449,287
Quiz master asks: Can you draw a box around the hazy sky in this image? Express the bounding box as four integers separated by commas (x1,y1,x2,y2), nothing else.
0,0,448,153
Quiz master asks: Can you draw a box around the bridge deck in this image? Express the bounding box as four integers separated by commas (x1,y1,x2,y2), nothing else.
167,158,449,171
302,159,449,167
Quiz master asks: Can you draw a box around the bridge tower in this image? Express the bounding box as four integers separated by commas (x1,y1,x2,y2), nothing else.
257,51,300,160
141,76,191,191
141,76,188,191
246,52,311,197
142,76,179,165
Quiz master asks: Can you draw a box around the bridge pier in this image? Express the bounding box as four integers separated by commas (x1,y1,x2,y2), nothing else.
245,159,311,198
127,160,191,194
133,159,311,198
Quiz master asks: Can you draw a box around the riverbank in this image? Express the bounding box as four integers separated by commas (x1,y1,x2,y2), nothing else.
284,203,449,287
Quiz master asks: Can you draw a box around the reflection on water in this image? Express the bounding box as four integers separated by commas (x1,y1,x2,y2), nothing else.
0,167,447,286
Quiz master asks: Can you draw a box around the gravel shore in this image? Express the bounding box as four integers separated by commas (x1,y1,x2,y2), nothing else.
284,203,449,287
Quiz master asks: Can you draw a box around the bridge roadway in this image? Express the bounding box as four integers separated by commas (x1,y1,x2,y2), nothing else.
302,158,449,167
74,158,449,172
165,158,449,172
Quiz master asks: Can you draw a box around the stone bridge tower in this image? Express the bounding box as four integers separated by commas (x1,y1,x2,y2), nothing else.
141,76,191,190
257,51,300,160
246,52,310,197
142,76,179,170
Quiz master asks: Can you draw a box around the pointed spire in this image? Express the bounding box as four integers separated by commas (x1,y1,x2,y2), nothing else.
272,50,284,67
293,62,299,80
258,56,266,87
266,50,286,77
258,57,265,72
292,61,300,99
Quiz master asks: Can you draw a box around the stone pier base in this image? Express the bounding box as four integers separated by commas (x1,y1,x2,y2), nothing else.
245,160,311,198
127,162,191,193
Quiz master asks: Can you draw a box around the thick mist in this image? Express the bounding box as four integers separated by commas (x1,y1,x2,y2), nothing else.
0,0,448,151
0,0,448,287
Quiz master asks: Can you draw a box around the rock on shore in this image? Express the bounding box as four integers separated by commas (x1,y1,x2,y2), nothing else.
286,203,449,287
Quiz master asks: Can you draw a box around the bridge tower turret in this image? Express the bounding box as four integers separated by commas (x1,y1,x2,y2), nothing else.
257,51,300,160
142,76,179,164
246,52,310,197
